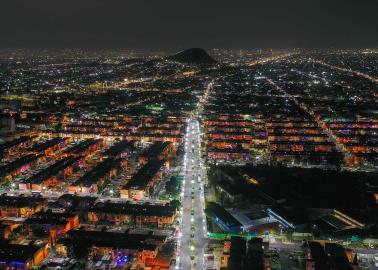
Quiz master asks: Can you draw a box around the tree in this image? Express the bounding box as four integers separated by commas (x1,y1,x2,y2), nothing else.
165,176,178,194
170,199,181,209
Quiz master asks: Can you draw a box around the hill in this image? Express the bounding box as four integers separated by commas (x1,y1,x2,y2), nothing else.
168,48,216,64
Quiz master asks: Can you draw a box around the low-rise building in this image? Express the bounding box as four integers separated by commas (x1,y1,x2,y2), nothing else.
0,195,46,218
69,158,120,194
87,201,177,228
0,242,49,269
120,160,166,200
57,229,167,266
24,211,79,245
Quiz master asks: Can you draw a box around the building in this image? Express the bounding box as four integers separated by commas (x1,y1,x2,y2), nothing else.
69,158,120,194
28,137,68,156
228,236,246,270
120,160,166,200
87,201,177,228
304,241,360,270
138,141,174,164
24,211,79,245
0,136,36,159
57,229,167,266
20,156,81,192
0,242,49,269
102,140,135,159
206,202,242,234
0,154,42,183
245,238,265,270
62,138,103,157
0,195,46,218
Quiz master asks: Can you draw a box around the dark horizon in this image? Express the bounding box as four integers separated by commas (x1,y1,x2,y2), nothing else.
1,0,377,50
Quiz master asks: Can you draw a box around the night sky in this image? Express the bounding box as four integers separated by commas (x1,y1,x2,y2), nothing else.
1,0,377,49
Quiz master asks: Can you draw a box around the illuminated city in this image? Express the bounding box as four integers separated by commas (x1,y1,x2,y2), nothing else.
0,1,378,270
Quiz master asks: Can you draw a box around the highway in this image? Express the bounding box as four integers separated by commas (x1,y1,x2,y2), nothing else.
177,118,206,270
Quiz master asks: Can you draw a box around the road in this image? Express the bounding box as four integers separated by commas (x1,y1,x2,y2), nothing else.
177,118,206,270
313,59,378,84
246,53,293,67
265,76,355,168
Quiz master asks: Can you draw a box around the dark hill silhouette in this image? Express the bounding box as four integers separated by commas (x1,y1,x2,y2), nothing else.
168,48,216,64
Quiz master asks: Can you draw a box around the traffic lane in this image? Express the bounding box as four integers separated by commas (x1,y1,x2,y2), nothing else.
179,119,202,269
180,168,192,268
194,186,205,266
180,161,194,264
